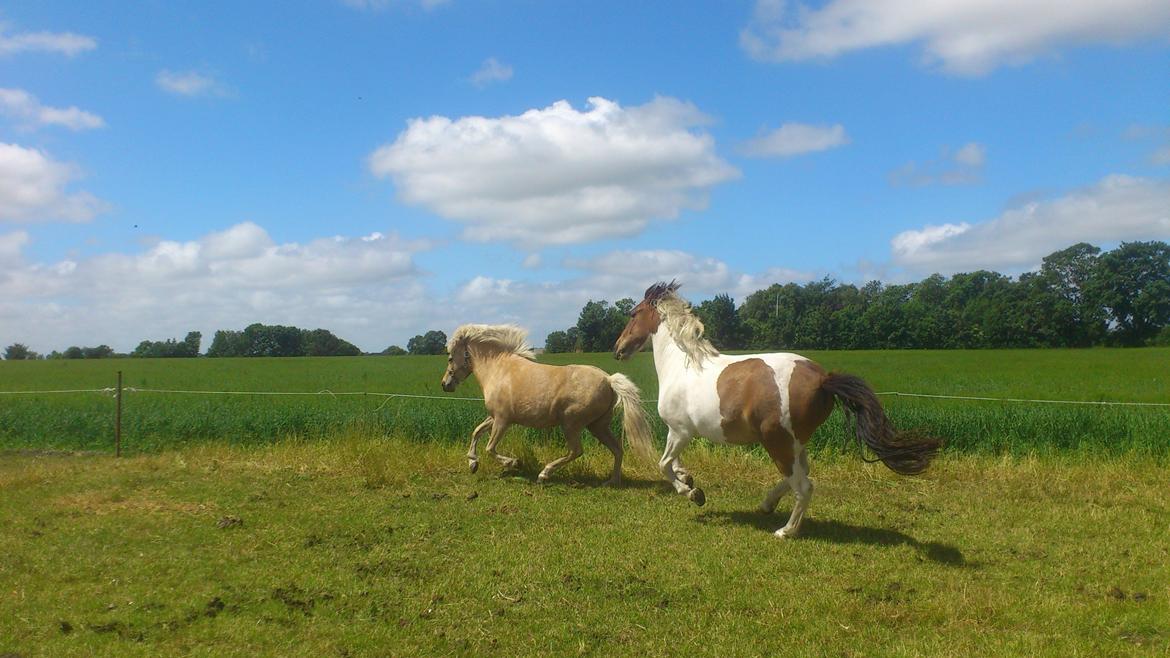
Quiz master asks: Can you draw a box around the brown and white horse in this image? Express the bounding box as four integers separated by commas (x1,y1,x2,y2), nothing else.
613,282,940,539
442,324,655,485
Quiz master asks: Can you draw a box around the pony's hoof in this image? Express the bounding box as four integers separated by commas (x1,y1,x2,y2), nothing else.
679,472,695,488
687,488,706,506
774,527,799,540
468,460,479,474
602,477,622,488
537,473,550,484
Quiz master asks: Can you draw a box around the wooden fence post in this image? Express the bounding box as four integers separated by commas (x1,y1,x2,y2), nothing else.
115,370,123,457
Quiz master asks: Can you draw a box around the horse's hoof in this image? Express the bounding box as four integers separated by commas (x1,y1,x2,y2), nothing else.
774,527,799,540
687,488,706,506
537,473,550,484
679,473,695,488
468,460,479,474
602,477,621,488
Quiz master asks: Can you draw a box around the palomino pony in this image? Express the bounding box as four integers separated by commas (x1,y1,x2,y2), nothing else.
613,282,940,539
441,324,655,485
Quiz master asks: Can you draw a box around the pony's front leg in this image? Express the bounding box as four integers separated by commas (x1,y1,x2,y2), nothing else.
484,420,519,470
537,426,584,483
467,416,493,473
659,428,704,506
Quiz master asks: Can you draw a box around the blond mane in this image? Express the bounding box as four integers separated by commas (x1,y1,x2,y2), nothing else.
655,294,720,366
448,324,536,360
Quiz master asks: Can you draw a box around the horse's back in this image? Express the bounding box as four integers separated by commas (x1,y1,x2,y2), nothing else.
489,358,613,427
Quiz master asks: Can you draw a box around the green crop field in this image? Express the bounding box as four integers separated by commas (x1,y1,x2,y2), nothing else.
2,349,1169,656
1,348,1169,456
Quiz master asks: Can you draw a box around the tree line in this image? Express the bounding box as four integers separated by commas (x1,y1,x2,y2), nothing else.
544,241,1170,352
3,324,457,360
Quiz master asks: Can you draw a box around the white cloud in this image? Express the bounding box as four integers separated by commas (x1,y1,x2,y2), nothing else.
368,96,740,248
156,70,227,97
0,88,105,131
0,143,107,223
890,142,986,187
740,0,1170,75
739,122,849,158
891,174,1170,273
0,223,437,353
0,26,96,57
0,230,28,265
470,57,513,88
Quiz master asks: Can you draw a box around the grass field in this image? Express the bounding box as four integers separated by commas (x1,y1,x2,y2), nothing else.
1,439,1167,657
2,350,1169,655
2,348,1169,456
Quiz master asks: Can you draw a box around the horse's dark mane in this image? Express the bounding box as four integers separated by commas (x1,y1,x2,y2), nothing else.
643,280,681,305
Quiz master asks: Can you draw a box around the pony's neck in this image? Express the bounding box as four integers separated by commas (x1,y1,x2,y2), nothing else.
467,344,510,390
651,327,690,378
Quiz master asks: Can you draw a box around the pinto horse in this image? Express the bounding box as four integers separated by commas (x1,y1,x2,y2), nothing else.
613,282,940,539
442,324,656,485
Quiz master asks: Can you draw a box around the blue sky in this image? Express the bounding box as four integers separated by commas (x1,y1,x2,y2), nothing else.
2,0,1169,352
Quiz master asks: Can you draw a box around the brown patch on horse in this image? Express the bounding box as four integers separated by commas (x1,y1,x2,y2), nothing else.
788,359,835,444
716,358,795,476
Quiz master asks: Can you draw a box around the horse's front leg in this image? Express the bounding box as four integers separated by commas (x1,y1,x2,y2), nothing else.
467,416,493,473
484,420,518,470
659,427,703,506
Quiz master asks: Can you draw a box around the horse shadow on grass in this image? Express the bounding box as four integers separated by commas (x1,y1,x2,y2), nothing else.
695,510,967,567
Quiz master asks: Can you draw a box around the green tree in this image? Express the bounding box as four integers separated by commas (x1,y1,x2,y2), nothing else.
407,330,448,355
544,330,577,353
3,343,37,360
693,294,745,350
381,345,408,356
302,329,361,356
1087,241,1170,345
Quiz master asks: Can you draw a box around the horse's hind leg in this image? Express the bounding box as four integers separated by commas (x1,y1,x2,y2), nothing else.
467,416,492,473
587,416,622,486
484,421,519,470
775,448,813,540
538,426,584,483
672,458,694,488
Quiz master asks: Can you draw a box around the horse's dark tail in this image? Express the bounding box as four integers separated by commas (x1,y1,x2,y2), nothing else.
821,372,941,475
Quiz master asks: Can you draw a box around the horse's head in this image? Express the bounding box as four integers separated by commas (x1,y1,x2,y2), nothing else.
614,280,680,360
441,339,473,392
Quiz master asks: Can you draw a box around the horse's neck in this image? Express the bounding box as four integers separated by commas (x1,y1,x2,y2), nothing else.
651,328,692,382
469,347,512,391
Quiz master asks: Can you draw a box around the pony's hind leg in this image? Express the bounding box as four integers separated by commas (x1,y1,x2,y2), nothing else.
467,416,493,473
484,421,519,470
759,479,792,514
587,417,622,486
660,427,703,505
775,449,813,539
538,426,584,483
672,458,694,488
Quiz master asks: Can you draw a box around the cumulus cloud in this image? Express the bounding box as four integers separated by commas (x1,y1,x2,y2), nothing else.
0,223,437,352
156,70,228,97
889,142,986,187
0,143,107,222
0,88,105,131
0,26,96,57
470,57,513,88
740,0,1170,75
739,122,849,158
368,96,740,248
891,174,1170,273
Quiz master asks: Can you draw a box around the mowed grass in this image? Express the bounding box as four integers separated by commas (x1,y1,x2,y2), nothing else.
1,439,1167,657
2,348,1169,456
